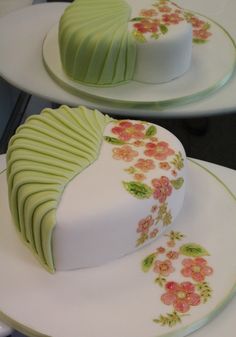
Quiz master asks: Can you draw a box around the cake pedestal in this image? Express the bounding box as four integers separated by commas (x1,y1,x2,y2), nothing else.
0,2,236,118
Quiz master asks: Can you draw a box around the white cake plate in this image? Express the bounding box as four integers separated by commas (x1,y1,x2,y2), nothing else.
0,160,235,337
43,14,236,109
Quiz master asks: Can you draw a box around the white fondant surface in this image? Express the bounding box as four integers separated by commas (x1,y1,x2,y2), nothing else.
54,121,186,270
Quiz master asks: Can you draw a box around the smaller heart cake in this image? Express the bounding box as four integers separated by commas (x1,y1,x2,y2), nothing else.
6,106,186,272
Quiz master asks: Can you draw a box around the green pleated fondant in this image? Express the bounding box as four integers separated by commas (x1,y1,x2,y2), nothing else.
58,0,136,86
6,106,112,272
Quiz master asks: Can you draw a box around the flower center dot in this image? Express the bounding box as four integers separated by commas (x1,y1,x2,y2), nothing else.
192,266,201,273
177,291,186,299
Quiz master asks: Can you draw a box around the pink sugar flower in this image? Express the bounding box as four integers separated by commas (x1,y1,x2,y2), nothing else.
161,281,201,313
112,121,145,141
166,250,179,260
158,5,172,13
149,228,159,238
134,158,156,172
137,215,154,234
144,141,175,160
140,9,158,17
156,246,166,254
112,145,138,162
159,162,171,170
188,17,205,28
181,257,213,282
134,173,146,182
193,29,212,40
153,259,175,276
162,13,184,25
134,19,160,34
152,176,172,203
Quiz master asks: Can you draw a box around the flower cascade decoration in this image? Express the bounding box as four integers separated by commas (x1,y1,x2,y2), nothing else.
142,231,214,327
130,0,212,44
104,120,185,247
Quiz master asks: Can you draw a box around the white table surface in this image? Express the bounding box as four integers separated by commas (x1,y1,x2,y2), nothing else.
0,1,236,118
0,154,235,337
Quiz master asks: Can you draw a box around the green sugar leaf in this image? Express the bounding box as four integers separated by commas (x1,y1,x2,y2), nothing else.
145,125,157,138
104,136,125,145
130,16,144,22
142,253,156,272
160,24,168,34
171,177,184,190
193,38,208,44
180,243,210,257
123,181,153,199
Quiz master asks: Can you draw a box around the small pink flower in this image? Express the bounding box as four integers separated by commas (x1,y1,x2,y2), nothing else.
188,17,205,28
152,176,172,203
154,259,175,276
162,13,184,25
166,250,179,260
159,162,171,170
112,121,145,141
193,29,212,40
140,8,158,17
134,173,146,182
132,140,145,147
158,5,172,13
134,19,160,33
181,257,213,282
144,141,175,160
137,215,154,234
161,281,201,313
112,145,138,162
149,228,159,238
134,158,156,172
157,246,166,254
171,169,177,177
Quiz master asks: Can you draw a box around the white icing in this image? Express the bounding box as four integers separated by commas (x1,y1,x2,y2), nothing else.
54,121,186,271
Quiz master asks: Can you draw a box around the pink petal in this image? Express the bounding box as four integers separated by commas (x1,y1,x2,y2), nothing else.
192,272,205,282
202,266,214,276
180,282,195,293
182,258,194,267
161,292,176,305
181,267,192,277
187,293,201,306
174,299,190,313
165,281,179,292
195,257,207,266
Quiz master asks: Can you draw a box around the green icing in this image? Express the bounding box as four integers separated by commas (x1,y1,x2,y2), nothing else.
58,0,136,86
6,106,112,272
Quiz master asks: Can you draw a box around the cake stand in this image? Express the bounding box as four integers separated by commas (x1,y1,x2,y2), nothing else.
0,1,235,118
0,155,235,337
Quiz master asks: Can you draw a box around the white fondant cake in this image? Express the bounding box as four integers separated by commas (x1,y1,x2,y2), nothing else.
7,106,186,272
58,0,193,86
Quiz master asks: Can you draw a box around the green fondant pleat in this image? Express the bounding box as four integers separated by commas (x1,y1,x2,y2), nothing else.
59,0,136,85
7,106,112,272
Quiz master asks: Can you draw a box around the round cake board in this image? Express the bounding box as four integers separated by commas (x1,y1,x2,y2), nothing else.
0,160,235,337
43,14,236,109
